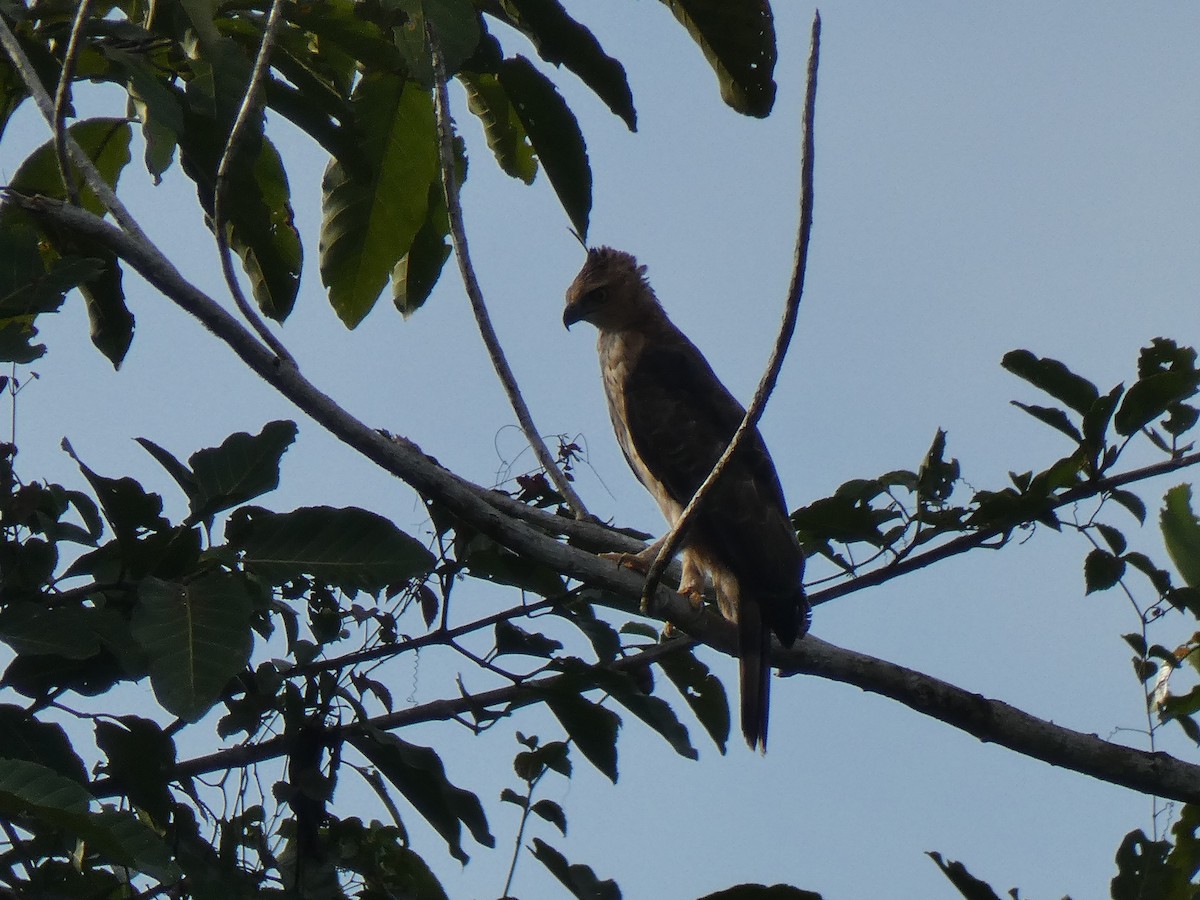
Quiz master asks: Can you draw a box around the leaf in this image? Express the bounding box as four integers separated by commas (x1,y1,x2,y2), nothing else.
320,75,438,327
62,439,169,544
1115,370,1200,436
530,838,621,900
131,573,255,722
1011,402,1083,443
0,604,104,659
1084,548,1125,595
0,706,88,784
498,55,590,241
1110,488,1147,525
926,851,1003,900
227,505,436,594
657,645,730,754
916,428,959,503
460,70,538,183
392,0,481,83
495,0,636,130
349,731,494,864
659,0,777,118
135,437,199,498
1111,830,1182,900
94,716,176,825
1083,384,1124,457
0,757,92,817
601,670,697,760
187,420,298,521
78,807,183,883
1162,485,1200,588
494,620,563,659
1001,349,1100,416
697,887,823,900
1095,522,1128,556
5,118,132,217
531,798,567,836
392,181,453,317
542,682,620,782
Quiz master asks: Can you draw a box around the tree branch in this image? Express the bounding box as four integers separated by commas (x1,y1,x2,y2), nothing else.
51,0,93,204
428,29,591,520
640,11,821,608
212,0,295,365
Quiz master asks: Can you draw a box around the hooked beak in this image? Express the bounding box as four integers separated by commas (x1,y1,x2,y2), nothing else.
562,304,585,330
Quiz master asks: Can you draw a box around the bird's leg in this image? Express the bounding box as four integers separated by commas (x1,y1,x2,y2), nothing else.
598,536,663,575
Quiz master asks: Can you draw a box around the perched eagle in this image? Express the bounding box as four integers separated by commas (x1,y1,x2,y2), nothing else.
563,246,809,751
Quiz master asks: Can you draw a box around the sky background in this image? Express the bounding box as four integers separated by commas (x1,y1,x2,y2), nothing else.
4,2,1200,897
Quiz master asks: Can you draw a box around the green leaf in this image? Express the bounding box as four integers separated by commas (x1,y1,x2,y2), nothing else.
1111,830,1182,900
227,505,435,594
349,731,494,864
460,70,538,183
1095,522,1128,555
1110,488,1147,525
659,0,777,118
0,757,92,817
1162,485,1200,588
498,55,590,240
530,838,620,900
495,0,636,130
0,604,104,659
1115,370,1200,436
131,573,255,722
185,420,298,521
1083,384,1123,456
1084,548,1125,594
102,47,185,181
657,645,730,754
62,438,169,544
320,75,438,327
80,807,183,883
6,118,132,216
1002,349,1100,416
926,851,1002,900
542,682,620,782
94,716,176,825
393,181,453,317
1011,402,1082,443
392,0,481,83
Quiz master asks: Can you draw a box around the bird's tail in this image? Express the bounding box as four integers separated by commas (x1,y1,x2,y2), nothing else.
739,599,772,753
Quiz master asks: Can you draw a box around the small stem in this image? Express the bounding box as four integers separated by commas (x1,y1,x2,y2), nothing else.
52,0,94,203
428,27,591,520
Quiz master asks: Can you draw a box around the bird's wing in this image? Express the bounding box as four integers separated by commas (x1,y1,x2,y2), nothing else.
622,335,804,606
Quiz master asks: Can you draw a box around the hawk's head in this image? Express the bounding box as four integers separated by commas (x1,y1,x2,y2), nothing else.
563,246,658,331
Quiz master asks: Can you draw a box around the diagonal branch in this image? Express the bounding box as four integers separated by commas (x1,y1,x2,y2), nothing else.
640,11,821,609
23,194,1200,811
428,28,591,520
212,0,295,365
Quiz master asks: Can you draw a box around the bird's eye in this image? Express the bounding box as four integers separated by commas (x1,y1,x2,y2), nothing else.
590,288,607,303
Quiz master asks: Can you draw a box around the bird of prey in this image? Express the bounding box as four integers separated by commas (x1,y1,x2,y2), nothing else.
563,246,809,751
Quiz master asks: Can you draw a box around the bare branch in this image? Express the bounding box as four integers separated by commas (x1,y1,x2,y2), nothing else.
640,11,821,609
51,0,93,204
212,0,295,365
428,28,591,520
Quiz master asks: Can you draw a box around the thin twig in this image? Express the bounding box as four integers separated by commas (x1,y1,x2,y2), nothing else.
0,14,149,244
51,0,93,204
640,11,822,610
428,27,591,520
212,0,295,365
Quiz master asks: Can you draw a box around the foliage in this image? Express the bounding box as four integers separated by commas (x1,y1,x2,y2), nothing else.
0,0,1199,897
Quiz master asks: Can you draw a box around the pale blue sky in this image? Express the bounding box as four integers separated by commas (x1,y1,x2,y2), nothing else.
5,3,1200,897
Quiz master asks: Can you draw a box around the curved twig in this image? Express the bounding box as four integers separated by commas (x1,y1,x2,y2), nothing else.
51,0,93,204
212,0,295,365
640,11,821,609
428,27,591,520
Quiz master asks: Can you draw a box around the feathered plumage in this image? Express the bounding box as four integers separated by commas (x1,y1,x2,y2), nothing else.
564,246,809,751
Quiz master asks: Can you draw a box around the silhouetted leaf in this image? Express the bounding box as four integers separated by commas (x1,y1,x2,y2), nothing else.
927,851,1003,900
227,505,435,594
698,886,823,900
1111,830,1182,900
1110,488,1147,525
1115,371,1200,436
132,573,254,721
494,620,563,659
187,420,298,521
1002,349,1100,416
1084,548,1125,594
0,705,87,783
349,731,494,864
530,838,620,900
94,716,176,825
498,55,590,240
0,604,106,659
543,683,619,782
661,0,777,117
495,0,636,130
0,757,92,817
1011,402,1082,443
532,798,567,836
658,646,730,754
